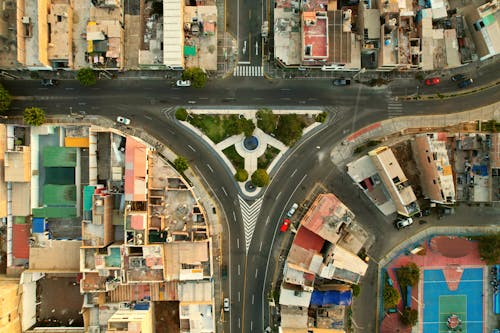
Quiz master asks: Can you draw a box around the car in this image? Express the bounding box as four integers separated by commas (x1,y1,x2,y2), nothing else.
167,65,184,71
280,218,291,232
395,217,413,230
116,116,131,125
223,298,230,312
286,203,299,217
457,78,473,89
176,80,191,87
450,73,466,82
41,79,58,87
332,78,351,86
425,77,440,86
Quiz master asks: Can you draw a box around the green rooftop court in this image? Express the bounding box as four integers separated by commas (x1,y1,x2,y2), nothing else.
43,147,77,167
42,184,76,206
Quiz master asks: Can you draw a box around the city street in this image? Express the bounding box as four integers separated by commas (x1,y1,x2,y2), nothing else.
2,75,500,333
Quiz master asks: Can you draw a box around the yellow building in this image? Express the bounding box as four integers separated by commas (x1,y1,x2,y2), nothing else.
105,305,153,333
0,276,22,333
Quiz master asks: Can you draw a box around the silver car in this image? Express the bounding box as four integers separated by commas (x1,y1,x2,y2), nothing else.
223,298,230,312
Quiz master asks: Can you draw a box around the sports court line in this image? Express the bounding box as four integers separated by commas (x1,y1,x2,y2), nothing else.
423,279,483,283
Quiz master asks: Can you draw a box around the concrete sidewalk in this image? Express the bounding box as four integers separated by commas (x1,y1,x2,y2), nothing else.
330,101,500,168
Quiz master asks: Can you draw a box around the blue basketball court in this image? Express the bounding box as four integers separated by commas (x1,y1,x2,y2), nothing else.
422,268,483,333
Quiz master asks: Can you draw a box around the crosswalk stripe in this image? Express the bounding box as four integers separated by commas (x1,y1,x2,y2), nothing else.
233,66,264,77
239,196,263,252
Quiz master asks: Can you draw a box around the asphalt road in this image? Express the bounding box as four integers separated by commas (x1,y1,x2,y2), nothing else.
233,0,264,66
2,77,500,333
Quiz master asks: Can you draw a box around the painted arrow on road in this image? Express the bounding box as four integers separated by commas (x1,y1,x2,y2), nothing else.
239,196,263,253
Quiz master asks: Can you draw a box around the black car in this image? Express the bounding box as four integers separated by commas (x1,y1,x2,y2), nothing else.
332,78,351,86
450,73,466,82
41,79,59,87
458,78,473,89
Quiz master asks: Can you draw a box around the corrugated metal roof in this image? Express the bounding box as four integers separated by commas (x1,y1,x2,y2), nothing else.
12,224,30,259
43,147,77,167
163,0,184,66
42,184,77,206
32,207,77,218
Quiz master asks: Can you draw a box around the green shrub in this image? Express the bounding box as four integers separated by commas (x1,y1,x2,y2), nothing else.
477,233,500,265
182,67,207,88
401,308,418,326
315,112,327,123
352,284,361,297
383,286,400,309
256,108,278,133
0,84,12,114
235,169,249,182
175,108,188,121
23,107,45,126
77,68,97,86
275,114,305,146
251,169,270,187
173,156,189,172
396,263,420,288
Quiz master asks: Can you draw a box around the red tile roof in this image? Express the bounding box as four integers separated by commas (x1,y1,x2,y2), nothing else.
293,226,324,252
12,224,30,259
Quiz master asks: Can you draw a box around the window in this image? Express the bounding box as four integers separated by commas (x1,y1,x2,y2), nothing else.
57,15,62,22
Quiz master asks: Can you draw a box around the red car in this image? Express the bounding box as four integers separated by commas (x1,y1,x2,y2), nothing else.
280,219,291,232
425,77,440,86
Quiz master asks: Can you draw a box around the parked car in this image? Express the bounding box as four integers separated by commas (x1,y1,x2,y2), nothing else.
332,78,351,86
457,78,473,89
425,77,440,86
41,79,58,87
280,218,291,232
286,203,299,217
176,80,191,87
451,73,466,82
116,116,131,125
395,217,413,230
223,298,230,312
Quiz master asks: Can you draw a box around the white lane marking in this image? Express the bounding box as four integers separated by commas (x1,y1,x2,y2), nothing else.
222,187,228,196
290,168,297,177
144,115,152,120
238,318,241,328
259,241,263,252
250,321,253,331
238,264,240,275
265,216,270,225
238,291,241,302
187,144,196,152
255,268,258,279
237,238,240,249
233,210,237,221
276,191,282,200
206,163,214,173
252,294,255,304
65,87,74,90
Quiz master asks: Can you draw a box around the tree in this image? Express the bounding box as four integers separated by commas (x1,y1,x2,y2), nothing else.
173,156,189,173
275,114,305,146
352,284,361,297
77,68,97,86
256,108,277,134
477,233,500,265
0,84,12,114
23,107,45,126
397,263,420,288
401,308,418,326
182,67,207,88
234,169,249,182
175,107,188,121
383,286,400,309
251,169,270,187
315,112,327,123
242,119,256,137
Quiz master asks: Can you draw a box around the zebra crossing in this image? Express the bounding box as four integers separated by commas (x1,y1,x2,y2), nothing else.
239,196,263,253
233,65,264,77
386,88,404,118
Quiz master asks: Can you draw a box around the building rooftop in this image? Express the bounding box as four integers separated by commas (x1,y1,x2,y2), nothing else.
280,305,308,328
29,240,81,271
300,193,355,245
47,0,73,65
124,137,147,201
303,12,328,60
328,11,351,64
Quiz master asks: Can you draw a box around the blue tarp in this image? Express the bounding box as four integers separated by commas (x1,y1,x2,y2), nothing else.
133,302,150,310
32,218,46,233
472,165,488,176
406,286,412,308
310,290,352,306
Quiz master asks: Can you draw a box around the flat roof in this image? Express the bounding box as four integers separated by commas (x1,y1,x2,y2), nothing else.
303,13,328,59
29,240,81,271
163,0,184,66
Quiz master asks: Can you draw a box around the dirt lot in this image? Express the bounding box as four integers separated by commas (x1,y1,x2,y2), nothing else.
36,274,83,327
154,301,180,333
390,140,423,198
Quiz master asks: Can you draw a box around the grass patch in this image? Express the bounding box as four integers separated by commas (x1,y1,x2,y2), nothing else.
189,115,226,143
222,145,244,170
257,145,281,169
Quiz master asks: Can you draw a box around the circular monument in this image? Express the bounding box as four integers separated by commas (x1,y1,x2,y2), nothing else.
243,136,259,151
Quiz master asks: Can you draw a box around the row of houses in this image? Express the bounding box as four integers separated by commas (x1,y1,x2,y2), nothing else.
274,0,500,71
278,193,370,332
347,132,500,217
0,122,214,333
13,0,216,70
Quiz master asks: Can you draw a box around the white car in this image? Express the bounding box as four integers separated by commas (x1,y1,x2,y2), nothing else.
395,217,413,230
223,298,230,312
286,203,299,218
116,116,131,125
176,80,191,87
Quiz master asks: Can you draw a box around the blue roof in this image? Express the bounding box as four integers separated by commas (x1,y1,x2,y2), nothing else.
310,290,352,306
32,218,46,233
